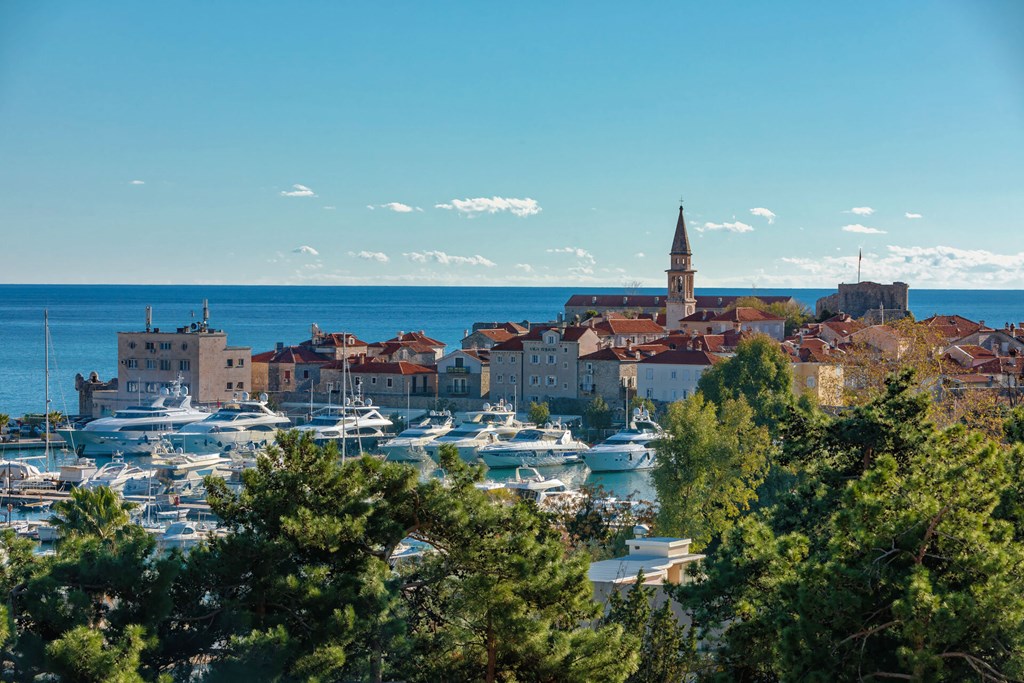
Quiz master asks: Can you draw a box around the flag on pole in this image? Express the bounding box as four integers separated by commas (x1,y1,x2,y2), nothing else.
858,248,862,283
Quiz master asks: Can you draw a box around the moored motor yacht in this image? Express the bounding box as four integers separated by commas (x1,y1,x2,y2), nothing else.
171,393,291,453
57,378,209,456
298,398,393,452
460,400,528,439
424,423,502,463
503,467,584,509
379,410,454,461
157,520,222,552
478,424,589,468
582,409,663,472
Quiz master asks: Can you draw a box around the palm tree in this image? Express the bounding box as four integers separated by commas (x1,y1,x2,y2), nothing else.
0,413,8,440
49,486,137,544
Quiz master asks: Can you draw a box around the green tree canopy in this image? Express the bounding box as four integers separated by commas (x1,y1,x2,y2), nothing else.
697,333,794,433
528,401,550,425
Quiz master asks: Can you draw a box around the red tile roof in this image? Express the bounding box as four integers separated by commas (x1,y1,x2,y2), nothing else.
347,360,436,375
253,346,331,364
580,347,642,362
491,337,525,351
303,333,368,348
386,331,446,348
822,319,866,337
593,318,665,335
711,307,785,323
565,294,794,310
474,329,516,342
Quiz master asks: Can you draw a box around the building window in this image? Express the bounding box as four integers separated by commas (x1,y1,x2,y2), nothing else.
509,375,516,384
670,370,677,380
529,375,540,386
179,360,190,371
237,382,244,389
146,359,156,370
226,382,233,390
127,381,138,393
562,362,568,369
160,342,172,350
145,383,158,393
386,377,393,388
126,359,138,369
128,341,137,349
226,359,234,368
455,357,464,368
371,377,377,385
547,354,556,365
160,360,171,371
496,375,503,383
531,354,540,364
497,356,504,364
585,363,592,372
563,383,568,390
546,376,556,387
145,342,154,350
238,358,245,367
303,370,309,379
511,356,517,364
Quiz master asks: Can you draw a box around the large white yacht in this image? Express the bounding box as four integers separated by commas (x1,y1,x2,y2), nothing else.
502,467,585,509
582,409,663,472
478,424,589,468
298,398,393,452
379,410,454,462
424,401,528,463
57,379,209,456
171,393,291,453
460,400,528,439
83,458,159,495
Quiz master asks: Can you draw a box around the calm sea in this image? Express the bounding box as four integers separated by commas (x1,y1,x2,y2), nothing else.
2,284,1023,419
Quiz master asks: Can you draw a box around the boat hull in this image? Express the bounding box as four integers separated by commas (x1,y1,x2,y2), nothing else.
379,441,433,462
425,442,485,464
479,449,584,468
57,429,163,456
582,447,657,472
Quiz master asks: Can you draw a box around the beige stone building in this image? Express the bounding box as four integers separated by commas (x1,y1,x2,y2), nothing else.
578,347,642,408
520,326,600,404
436,349,490,400
112,315,250,411
489,337,525,406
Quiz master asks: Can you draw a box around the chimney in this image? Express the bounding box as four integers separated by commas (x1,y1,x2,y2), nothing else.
202,299,209,324
275,342,284,351
145,306,152,332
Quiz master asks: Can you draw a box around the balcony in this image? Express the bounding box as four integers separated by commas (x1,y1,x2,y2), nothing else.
445,385,471,396
446,367,470,374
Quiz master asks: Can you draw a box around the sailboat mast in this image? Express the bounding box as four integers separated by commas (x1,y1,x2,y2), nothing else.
44,309,50,468
341,333,347,464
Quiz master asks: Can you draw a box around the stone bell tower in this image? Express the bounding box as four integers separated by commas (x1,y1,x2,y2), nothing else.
665,204,697,330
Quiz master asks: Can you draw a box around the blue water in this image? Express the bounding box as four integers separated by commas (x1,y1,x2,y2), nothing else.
2,284,1022,419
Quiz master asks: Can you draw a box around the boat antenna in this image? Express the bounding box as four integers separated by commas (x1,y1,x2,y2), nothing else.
44,309,50,471
341,332,347,464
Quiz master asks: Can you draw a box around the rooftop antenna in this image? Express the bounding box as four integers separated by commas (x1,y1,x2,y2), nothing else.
202,299,209,327
858,248,863,284
145,306,152,332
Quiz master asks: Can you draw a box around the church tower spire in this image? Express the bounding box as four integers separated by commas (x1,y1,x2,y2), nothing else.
666,204,697,330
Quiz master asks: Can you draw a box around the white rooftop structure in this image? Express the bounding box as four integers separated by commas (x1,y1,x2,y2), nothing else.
588,530,705,586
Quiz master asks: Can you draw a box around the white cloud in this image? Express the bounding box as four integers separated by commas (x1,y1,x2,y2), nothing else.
434,196,541,217
699,221,754,233
905,212,923,219
348,250,389,263
380,202,415,213
281,184,316,197
403,250,496,267
514,263,534,272
292,245,319,256
634,252,645,258
129,180,145,185
749,207,775,224
779,245,1024,288
323,206,336,210
547,246,595,263
847,206,875,216
842,224,887,234
366,205,375,210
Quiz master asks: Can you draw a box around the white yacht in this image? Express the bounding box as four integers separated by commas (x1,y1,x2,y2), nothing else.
157,521,222,552
0,459,44,482
379,410,454,462
502,467,584,509
57,380,209,456
424,423,502,463
582,409,663,472
478,424,589,468
298,398,393,451
171,393,291,453
147,451,233,479
83,458,158,494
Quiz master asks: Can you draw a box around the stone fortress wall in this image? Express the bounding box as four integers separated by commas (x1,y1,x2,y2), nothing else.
815,281,910,323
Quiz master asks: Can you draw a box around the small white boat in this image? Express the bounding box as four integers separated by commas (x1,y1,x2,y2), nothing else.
157,520,221,551
83,458,158,494
379,410,454,462
0,459,44,482
172,393,291,453
58,458,98,485
582,409,663,472
147,450,232,478
57,377,209,456
478,425,589,468
503,467,584,509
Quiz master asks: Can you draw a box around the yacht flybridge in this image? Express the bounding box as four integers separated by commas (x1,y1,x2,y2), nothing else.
582,408,663,472
424,401,529,463
171,393,290,453
58,377,209,456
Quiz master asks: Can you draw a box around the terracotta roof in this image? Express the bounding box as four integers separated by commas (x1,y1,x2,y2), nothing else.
640,349,722,366
385,331,446,348
711,307,784,323
521,326,594,343
253,346,331,365
565,294,794,311
371,340,438,357
955,344,996,359
580,348,642,362
491,337,525,351
920,315,985,340
473,329,516,342
822,319,866,337
461,349,491,362
593,318,665,335
679,311,717,323
303,333,368,348
347,360,436,375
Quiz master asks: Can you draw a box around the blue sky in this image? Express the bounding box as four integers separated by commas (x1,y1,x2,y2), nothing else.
1,2,1021,288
